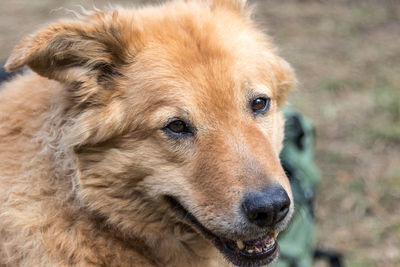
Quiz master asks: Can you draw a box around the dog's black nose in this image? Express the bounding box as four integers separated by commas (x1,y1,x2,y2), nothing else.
242,185,290,228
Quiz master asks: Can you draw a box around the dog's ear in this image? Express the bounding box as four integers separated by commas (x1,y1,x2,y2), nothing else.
5,12,133,85
273,57,297,106
5,12,138,147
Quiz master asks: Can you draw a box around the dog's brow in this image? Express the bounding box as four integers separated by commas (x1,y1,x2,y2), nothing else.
252,84,272,97
244,81,271,99
154,106,191,120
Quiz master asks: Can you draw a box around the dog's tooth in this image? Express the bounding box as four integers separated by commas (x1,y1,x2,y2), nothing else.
273,231,278,239
236,240,245,250
266,239,275,248
254,247,262,253
247,249,254,254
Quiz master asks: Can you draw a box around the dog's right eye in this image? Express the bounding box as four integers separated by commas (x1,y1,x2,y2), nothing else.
164,119,193,137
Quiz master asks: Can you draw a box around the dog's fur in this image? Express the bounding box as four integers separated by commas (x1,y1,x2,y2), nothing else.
0,0,296,266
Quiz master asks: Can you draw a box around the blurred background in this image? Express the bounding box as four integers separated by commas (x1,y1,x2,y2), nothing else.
0,0,399,266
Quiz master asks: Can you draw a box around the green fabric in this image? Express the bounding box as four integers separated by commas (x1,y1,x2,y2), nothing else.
272,108,322,267
274,205,315,267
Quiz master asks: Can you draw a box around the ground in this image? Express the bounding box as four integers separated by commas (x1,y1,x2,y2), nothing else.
0,0,399,266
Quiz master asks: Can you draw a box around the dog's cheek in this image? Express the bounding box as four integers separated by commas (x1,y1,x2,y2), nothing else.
139,163,193,200
74,142,154,201
74,138,190,207
71,147,186,237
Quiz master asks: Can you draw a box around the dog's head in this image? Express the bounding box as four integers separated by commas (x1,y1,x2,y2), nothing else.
6,1,296,266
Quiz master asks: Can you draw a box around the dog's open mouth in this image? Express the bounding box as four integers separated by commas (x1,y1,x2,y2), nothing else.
219,232,279,266
225,233,278,256
165,196,279,267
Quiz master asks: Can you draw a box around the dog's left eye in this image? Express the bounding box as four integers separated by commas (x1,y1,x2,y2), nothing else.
251,97,270,115
164,119,193,137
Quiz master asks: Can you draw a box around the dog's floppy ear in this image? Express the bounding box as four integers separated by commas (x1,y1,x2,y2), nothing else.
5,12,132,85
5,12,140,146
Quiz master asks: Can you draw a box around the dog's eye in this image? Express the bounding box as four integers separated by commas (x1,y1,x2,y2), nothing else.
164,119,193,136
251,97,270,115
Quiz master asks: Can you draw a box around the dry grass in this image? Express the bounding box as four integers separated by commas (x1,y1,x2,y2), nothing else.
1,0,399,266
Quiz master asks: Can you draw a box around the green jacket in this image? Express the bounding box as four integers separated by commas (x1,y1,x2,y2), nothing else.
273,108,321,267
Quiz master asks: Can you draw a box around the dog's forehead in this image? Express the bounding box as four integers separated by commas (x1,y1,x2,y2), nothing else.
128,51,271,120
130,3,275,79
133,28,270,84
122,3,282,121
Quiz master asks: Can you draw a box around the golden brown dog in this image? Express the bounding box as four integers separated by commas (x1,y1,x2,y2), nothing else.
0,0,296,266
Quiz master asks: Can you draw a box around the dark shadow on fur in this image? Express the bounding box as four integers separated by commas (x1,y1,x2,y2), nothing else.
0,61,26,85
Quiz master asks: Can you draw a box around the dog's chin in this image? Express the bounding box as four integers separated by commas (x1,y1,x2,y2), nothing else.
164,196,281,267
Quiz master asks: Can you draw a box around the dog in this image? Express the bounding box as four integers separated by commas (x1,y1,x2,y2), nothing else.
0,0,296,266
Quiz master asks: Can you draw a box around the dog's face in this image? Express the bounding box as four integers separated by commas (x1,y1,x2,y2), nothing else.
6,1,296,266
